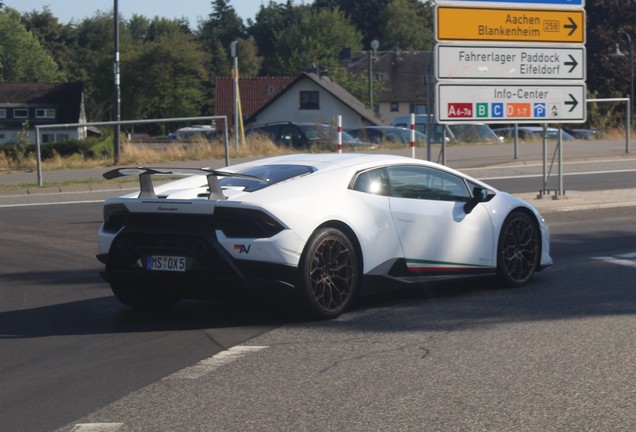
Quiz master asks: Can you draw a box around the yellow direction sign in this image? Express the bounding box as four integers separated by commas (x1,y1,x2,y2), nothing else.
436,6,585,43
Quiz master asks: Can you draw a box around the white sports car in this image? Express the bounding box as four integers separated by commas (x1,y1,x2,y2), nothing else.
97,153,552,319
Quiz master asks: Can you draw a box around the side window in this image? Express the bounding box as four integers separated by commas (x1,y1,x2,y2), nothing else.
352,168,389,196
14,108,28,119
386,165,471,202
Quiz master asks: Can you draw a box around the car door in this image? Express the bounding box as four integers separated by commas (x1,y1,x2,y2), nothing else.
386,165,495,274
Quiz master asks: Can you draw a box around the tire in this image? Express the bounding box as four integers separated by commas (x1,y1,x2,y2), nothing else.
497,211,540,287
110,282,180,310
296,228,359,319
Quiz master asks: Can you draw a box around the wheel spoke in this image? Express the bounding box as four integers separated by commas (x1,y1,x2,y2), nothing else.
308,236,355,312
500,215,539,284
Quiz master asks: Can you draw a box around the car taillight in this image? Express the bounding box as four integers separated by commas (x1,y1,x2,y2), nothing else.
214,207,284,238
103,203,130,232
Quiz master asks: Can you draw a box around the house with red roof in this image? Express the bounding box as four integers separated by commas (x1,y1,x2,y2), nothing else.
215,72,380,131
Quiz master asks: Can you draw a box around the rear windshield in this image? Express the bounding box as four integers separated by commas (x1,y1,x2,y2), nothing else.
219,164,315,192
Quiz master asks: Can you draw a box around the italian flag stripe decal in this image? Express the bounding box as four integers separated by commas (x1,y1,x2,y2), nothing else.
406,259,491,273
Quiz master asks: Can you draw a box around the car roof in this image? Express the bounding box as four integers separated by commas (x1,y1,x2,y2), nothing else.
248,121,333,128
492,126,560,131
348,126,408,130
224,153,475,181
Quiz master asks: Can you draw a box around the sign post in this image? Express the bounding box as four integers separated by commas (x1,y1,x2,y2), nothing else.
434,1,586,124
434,0,587,196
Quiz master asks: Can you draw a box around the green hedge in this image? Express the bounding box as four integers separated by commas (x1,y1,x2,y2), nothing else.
0,137,111,161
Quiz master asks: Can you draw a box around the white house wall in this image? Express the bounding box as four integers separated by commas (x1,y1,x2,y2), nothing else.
249,78,373,129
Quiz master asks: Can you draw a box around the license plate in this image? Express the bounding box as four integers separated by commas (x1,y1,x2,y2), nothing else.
146,255,187,272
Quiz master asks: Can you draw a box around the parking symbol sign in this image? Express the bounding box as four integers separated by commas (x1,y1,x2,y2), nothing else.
534,103,546,118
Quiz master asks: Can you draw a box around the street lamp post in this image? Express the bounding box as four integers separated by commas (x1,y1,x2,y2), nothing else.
368,39,379,111
611,32,634,124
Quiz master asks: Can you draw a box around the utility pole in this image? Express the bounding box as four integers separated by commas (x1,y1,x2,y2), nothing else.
113,0,121,164
368,39,379,111
231,41,239,151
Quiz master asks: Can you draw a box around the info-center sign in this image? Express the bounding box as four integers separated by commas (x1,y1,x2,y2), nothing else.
434,0,586,124
437,83,585,121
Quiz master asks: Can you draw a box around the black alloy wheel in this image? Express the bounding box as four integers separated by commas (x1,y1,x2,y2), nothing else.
298,228,359,319
497,211,540,287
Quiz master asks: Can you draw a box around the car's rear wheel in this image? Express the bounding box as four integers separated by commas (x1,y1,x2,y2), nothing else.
297,228,359,319
497,211,540,287
110,282,180,310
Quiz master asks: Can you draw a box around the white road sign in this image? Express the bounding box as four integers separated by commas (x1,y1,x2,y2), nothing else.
436,82,586,123
436,44,585,80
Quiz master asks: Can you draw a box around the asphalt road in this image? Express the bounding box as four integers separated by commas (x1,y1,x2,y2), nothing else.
1,201,635,431
1,141,636,431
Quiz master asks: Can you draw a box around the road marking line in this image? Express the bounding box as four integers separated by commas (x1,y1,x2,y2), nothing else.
463,159,636,172
69,423,124,432
0,200,103,208
592,256,636,269
480,168,636,181
163,346,268,380
0,188,134,199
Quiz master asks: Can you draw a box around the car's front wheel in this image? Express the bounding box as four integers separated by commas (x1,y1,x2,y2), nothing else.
297,228,359,319
497,211,540,287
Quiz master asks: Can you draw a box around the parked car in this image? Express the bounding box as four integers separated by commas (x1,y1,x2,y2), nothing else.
173,125,216,140
492,126,575,142
97,153,552,319
345,126,428,146
245,121,363,149
392,114,502,144
564,128,599,140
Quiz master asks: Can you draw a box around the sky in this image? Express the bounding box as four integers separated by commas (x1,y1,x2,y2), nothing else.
5,0,299,27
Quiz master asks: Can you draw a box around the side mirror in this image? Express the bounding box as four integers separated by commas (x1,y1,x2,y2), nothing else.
464,187,491,214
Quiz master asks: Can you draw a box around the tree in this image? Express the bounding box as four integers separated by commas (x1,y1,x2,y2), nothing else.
249,1,296,75
0,8,62,82
379,0,433,50
123,31,207,125
586,0,636,104
71,11,128,120
204,0,245,48
128,15,191,42
265,6,362,75
21,6,75,81
71,12,208,123
312,0,389,48
235,38,262,77
329,67,386,111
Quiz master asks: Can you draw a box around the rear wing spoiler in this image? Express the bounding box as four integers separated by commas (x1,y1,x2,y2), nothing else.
103,167,267,200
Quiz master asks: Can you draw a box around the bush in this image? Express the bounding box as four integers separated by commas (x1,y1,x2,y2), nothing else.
0,136,107,164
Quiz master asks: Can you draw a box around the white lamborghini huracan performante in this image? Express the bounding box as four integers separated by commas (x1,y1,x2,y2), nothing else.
97,153,552,319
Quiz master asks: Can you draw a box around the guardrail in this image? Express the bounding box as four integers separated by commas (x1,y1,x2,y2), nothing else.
34,116,229,188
